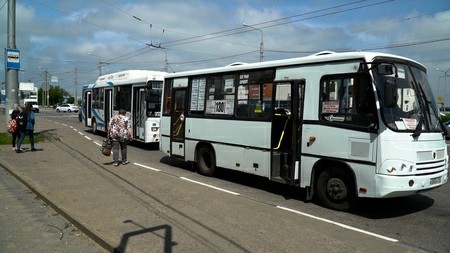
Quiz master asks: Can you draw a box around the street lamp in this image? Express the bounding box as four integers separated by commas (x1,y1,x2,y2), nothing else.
243,23,264,62
65,60,78,104
88,53,105,76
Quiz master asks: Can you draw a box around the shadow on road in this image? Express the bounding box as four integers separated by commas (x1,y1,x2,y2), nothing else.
159,156,306,202
351,194,434,218
160,155,436,218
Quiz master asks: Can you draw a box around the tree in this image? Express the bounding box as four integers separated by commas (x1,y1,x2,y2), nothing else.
38,85,70,106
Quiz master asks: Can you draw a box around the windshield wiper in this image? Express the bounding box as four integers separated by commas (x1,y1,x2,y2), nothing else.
412,116,423,138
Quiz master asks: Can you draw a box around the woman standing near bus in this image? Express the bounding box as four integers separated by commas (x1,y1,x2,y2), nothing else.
108,109,133,166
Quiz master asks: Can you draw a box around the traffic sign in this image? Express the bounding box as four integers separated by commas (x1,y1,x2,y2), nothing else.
6,48,20,69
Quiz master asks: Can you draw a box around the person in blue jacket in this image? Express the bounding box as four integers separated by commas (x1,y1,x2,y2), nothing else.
16,103,37,153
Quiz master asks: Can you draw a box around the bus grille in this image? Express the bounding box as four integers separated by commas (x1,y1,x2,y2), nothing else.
416,149,446,174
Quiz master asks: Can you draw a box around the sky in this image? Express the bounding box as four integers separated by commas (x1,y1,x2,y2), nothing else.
1,0,450,101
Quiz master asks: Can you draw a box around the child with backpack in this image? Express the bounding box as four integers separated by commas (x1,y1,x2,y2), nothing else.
8,109,21,151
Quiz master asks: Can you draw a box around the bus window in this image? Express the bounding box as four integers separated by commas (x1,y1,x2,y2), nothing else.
146,81,163,117
189,77,207,115
92,88,104,109
236,70,274,119
205,75,235,116
172,89,186,140
320,74,376,127
163,79,173,115
114,86,131,111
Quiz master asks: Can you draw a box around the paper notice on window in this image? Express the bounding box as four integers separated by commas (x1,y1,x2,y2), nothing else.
395,118,417,130
322,101,339,113
403,118,417,130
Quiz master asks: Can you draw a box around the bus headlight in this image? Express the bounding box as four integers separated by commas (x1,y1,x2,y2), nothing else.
401,163,407,171
151,127,159,132
382,160,415,175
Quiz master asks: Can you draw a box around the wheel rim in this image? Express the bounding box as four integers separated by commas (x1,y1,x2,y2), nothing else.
326,178,348,201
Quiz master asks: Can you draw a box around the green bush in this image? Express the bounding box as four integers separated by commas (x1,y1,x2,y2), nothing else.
441,114,450,123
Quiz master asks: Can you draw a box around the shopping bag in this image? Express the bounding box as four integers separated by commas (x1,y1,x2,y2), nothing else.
101,139,112,156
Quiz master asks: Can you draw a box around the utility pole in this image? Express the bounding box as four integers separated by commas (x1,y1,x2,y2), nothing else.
65,60,78,104
45,70,48,106
5,0,19,121
40,69,49,106
74,66,78,104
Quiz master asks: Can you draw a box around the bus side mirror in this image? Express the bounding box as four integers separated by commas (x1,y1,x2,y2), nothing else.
377,63,394,75
385,79,398,107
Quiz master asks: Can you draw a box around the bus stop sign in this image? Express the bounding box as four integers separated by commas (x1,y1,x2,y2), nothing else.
6,48,20,69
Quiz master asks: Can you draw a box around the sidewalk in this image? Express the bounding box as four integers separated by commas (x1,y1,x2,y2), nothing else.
0,112,202,252
0,111,107,252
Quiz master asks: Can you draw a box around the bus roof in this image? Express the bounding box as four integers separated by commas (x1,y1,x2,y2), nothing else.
89,70,167,88
165,51,423,78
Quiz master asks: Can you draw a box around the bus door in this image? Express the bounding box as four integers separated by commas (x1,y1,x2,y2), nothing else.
84,90,92,127
271,79,305,184
133,87,146,140
170,88,187,157
104,89,113,130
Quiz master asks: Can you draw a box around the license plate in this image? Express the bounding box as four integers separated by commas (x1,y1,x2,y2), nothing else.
430,177,441,186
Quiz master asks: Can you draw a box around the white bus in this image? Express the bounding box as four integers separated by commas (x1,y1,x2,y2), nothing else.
82,70,166,143
160,51,449,211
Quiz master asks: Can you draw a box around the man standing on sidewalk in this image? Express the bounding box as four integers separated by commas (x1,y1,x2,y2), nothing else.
108,109,132,166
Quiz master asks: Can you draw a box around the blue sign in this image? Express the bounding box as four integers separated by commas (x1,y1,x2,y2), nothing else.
6,48,20,69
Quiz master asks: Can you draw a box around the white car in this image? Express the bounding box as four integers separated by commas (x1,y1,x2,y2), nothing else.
444,121,450,139
25,101,39,113
56,104,79,113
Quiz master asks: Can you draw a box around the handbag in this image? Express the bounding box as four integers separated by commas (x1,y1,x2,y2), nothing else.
101,139,112,156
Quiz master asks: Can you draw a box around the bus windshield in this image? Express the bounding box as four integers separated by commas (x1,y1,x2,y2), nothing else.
373,62,443,133
146,81,163,117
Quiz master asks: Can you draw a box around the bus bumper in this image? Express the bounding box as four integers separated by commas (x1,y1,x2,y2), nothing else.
374,170,448,198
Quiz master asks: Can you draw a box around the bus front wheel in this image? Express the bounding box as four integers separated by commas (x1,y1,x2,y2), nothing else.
316,168,356,211
197,146,216,176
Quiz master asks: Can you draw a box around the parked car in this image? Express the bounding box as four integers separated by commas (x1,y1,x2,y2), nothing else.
56,104,79,113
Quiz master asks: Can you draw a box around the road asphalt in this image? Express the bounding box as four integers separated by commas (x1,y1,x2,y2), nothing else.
0,110,431,253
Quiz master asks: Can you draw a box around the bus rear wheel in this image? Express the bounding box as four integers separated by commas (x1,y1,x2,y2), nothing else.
316,168,356,211
197,146,216,176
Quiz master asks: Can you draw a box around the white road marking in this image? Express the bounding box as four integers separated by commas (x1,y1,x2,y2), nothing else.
134,163,161,172
180,177,240,196
276,206,398,242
